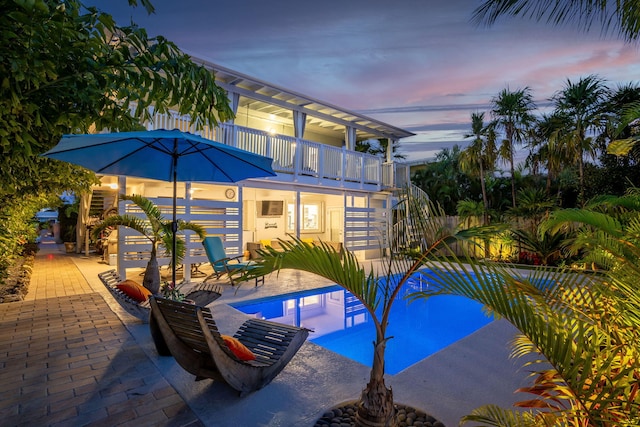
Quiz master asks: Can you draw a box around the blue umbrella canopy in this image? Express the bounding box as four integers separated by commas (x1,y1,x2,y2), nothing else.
43,129,275,183
43,129,277,285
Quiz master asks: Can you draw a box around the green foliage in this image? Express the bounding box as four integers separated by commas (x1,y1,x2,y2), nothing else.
1,0,232,284
412,254,640,426
473,0,640,43
411,146,473,214
404,189,640,425
0,193,57,281
1,0,232,200
511,228,568,266
92,194,206,266
160,281,185,301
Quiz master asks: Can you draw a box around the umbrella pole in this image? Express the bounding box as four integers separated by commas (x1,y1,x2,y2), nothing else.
172,141,178,287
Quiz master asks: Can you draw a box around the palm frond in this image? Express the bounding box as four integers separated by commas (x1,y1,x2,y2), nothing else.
122,194,164,222
256,237,380,313
542,209,624,238
460,404,541,427
91,214,150,241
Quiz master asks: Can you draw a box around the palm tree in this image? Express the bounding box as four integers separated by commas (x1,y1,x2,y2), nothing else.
253,190,487,426
460,112,497,226
489,87,537,208
91,194,205,294
552,75,609,205
527,112,574,197
472,0,640,43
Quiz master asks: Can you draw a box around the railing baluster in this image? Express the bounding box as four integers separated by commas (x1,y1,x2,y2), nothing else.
147,112,393,188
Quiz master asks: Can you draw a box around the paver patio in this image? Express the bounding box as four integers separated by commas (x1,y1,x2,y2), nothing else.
0,239,532,427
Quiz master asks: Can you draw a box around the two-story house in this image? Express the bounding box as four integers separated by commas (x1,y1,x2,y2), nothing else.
83,60,414,281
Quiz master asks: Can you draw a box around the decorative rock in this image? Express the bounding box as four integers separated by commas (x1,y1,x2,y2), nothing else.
313,402,445,427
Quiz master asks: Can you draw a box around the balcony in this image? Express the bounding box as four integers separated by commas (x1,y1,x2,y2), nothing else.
149,113,408,191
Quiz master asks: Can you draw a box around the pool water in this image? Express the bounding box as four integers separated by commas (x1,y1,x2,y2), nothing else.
231,271,492,374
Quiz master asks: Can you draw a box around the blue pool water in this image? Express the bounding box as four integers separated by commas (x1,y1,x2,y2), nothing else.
231,271,493,374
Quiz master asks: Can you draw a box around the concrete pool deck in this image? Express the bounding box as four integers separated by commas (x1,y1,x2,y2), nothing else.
1,241,532,426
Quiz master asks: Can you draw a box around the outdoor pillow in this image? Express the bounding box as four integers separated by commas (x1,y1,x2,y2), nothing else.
221,334,256,361
116,280,152,303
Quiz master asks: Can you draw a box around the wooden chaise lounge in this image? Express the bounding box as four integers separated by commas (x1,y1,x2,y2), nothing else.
149,296,309,395
98,270,222,322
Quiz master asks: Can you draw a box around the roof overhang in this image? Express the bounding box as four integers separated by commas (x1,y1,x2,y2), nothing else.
193,57,415,142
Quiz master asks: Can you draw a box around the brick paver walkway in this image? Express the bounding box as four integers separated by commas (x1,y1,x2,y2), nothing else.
0,242,202,426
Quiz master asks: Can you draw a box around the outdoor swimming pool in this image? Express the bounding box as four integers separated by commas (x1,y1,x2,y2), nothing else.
231,270,493,374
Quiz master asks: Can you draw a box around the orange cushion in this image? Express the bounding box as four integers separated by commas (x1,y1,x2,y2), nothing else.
221,335,256,361
116,280,152,303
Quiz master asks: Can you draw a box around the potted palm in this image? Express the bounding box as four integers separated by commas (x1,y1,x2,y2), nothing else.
91,194,206,295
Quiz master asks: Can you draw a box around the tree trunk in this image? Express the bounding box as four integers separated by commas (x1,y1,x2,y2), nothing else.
143,247,160,295
355,339,396,427
509,151,517,208
578,148,585,207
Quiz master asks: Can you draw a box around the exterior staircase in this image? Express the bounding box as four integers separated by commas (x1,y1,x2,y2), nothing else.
389,184,431,253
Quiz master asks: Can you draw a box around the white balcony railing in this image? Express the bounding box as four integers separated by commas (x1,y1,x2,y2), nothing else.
150,113,400,189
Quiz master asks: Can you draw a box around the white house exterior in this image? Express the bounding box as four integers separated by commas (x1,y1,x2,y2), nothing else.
84,60,414,280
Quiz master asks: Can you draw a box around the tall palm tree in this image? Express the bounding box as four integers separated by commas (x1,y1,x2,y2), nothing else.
527,112,574,197
472,0,640,43
91,194,206,294
460,112,497,226
552,75,609,205
489,87,537,208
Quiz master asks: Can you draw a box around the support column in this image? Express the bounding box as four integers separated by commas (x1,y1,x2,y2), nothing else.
228,91,240,122
386,138,396,163
345,126,356,151
293,110,307,139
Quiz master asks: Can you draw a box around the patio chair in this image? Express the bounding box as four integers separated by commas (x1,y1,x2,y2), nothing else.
98,270,223,322
149,296,309,396
202,236,264,286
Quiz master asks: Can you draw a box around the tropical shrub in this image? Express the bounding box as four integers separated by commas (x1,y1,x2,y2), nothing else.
410,191,640,425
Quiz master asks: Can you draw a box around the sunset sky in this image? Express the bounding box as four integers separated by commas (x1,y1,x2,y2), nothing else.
88,0,640,163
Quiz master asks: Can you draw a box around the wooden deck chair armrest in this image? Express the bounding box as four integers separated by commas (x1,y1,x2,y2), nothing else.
234,319,309,363
195,307,248,363
185,282,222,306
188,282,223,296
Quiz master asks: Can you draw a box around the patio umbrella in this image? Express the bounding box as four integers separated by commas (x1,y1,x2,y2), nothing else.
42,129,276,286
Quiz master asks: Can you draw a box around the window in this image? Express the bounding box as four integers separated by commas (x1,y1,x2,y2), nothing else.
287,201,323,232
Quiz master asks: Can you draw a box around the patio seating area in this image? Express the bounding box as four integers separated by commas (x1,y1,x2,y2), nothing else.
0,238,533,426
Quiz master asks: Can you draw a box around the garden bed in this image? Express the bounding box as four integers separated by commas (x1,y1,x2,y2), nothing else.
0,246,36,303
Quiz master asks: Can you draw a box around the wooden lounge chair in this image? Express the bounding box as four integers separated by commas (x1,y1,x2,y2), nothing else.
202,236,264,286
149,296,309,395
98,270,222,322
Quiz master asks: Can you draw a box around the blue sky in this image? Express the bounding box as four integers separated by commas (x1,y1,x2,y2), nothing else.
88,0,640,164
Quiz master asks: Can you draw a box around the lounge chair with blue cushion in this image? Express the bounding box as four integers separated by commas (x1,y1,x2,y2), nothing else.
202,236,264,286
